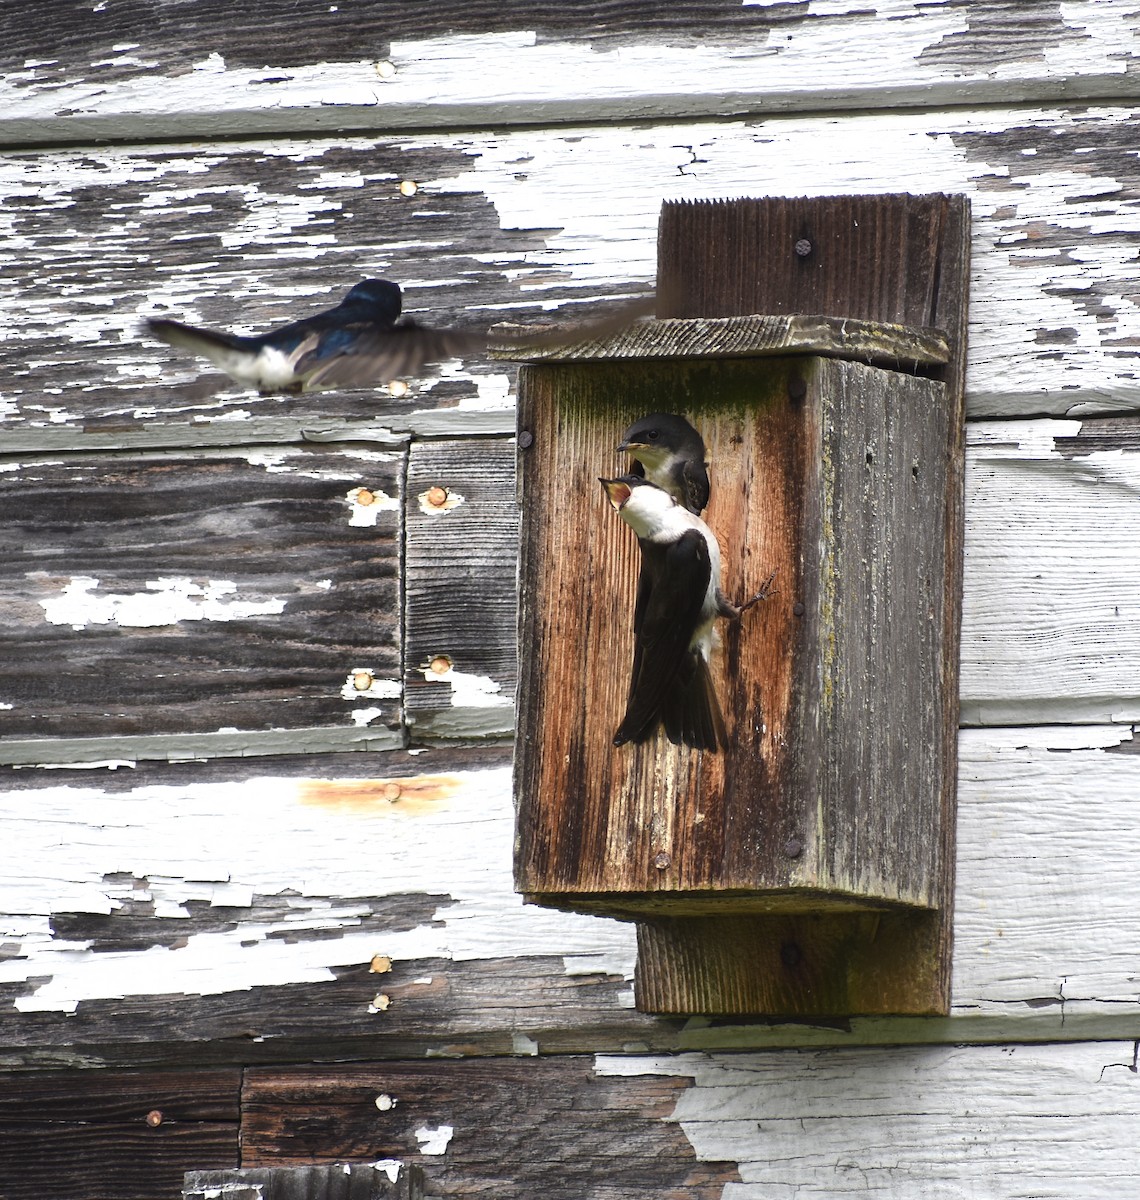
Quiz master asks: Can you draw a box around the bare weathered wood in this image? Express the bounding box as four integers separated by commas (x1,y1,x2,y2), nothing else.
185,1165,423,1200
0,1067,239,1200
0,447,403,748
657,193,956,329
491,314,950,369
403,438,518,739
515,195,968,1015
241,1059,738,1200
515,357,950,908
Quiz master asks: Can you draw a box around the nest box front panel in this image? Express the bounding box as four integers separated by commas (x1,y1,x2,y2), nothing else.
514,353,950,918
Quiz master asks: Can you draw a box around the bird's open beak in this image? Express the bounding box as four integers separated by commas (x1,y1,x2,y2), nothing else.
599,477,632,511
616,439,645,455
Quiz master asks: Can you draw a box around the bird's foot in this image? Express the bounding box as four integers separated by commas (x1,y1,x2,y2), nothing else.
739,569,779,615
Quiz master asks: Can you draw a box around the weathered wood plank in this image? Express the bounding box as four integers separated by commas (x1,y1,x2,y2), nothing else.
1,105,1139,453
0,729,1138,1068
0,1066,239,1200
0,446,403,749
184,1164,423,1200
492,314,950,369
1,1,1135,142
960,418,1140,725
600,1043,1140,1199
7,412,1129,763
403,437,517,739
241,1059,738,1200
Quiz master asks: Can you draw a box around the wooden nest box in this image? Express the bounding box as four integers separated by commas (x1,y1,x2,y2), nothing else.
493,195,969,1017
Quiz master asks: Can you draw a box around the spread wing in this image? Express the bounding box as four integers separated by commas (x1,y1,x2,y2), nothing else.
296,323,487,391
614,529,711,747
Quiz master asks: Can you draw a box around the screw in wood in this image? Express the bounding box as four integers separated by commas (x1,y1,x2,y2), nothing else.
794,237,814,258
788,374,807,403
653,851,671,871
783,837,803,858
425,486,449,508
792,601,805,617
518,430,534,449
145,1110,163,1128
352,670,374,691
779,941,802,968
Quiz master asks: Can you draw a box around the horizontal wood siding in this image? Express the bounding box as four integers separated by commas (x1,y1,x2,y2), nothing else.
2,2,1139,1194
0,1068,239,1199
0,447,403,742
403,438,518,738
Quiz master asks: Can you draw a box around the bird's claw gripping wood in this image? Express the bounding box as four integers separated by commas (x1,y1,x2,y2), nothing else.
738,569,779,616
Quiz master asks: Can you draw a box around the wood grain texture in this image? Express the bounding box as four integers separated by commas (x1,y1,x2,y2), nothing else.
0,446,403,745
241,1059,739,1200
0,1066,239,1200
403,438,517,738
1,731,1140,1068
600,1042,1140,1199
185,1165,422,1200
515,194,968,1016
515,357,953,916
2,1,1135,143
492,314,950,369
2,107,1140,454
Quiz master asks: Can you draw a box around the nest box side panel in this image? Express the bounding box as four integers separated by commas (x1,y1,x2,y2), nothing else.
801,358,951,910
514,358,813,913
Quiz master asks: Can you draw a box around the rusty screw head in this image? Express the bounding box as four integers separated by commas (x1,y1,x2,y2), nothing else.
653,851,671,871
428,655,452,676
794,237,814,258
145,1110,163,1128
425,485,449,508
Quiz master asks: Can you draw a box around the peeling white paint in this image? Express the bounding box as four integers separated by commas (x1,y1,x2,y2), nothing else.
0,766,636,1012
416,486,466,515
414,1124,453,1155
419,661,511,709
346,485,398,525
961,420,1140,723
38,576,286,630
372,1161,402,1183
340,670,401,702
5,2,1134,146
350,707,388,727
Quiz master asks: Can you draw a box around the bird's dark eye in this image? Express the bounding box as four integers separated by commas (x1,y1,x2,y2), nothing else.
647,429,659,440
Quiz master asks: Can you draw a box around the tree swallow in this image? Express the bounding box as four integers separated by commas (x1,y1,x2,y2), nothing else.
618,412,710,514
600,474,774,752
146,279,486,394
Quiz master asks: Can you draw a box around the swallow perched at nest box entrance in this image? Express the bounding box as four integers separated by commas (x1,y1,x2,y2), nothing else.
618,412,710,514
601,474,775,752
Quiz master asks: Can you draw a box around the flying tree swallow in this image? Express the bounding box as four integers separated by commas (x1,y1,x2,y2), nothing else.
618,412,710,514
146,279,486,395
600,474,774,753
